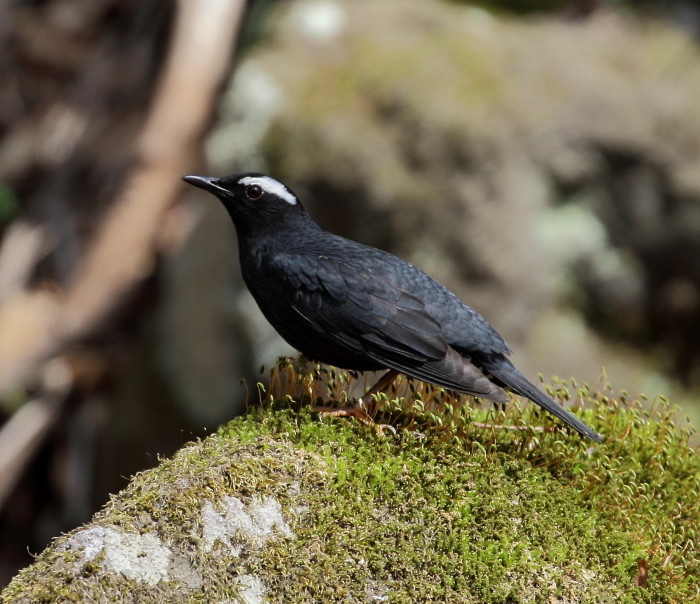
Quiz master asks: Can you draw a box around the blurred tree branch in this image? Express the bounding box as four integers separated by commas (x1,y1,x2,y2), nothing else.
0,0,247,508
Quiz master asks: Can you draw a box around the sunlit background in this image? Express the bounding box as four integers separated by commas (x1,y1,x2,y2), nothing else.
0,0,698,586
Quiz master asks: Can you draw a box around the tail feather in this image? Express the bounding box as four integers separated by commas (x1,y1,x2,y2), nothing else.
487,363,602,442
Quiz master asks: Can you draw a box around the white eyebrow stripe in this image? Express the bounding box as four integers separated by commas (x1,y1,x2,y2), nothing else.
238,176,297,206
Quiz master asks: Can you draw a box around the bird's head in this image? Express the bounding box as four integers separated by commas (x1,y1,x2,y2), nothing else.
182,172,308,235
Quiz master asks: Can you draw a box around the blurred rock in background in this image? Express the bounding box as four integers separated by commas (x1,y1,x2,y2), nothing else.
199,0,700,408
1,0,699,587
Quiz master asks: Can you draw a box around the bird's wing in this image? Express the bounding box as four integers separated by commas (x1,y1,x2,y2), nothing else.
272,253,503,400
276,253,445,362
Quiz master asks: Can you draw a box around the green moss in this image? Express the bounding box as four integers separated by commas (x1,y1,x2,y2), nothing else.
2,359,697,602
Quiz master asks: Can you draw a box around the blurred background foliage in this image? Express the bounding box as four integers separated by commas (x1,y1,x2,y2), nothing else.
0,0,699,587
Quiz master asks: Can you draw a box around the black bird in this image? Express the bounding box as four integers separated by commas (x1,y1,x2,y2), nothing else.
182,172,601,442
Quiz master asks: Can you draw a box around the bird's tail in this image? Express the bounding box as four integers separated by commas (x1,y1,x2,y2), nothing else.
486,361,602,442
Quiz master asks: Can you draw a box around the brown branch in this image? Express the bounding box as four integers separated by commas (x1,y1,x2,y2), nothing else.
0,221,48,303
0,0,247,508
0,358,73,509
0,0,246,395
63,0,247,335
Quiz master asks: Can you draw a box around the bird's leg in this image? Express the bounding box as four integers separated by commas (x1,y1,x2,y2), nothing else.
358,369,400,416
313,369,400,423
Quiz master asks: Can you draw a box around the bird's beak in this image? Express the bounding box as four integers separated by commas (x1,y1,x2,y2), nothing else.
182,174,228,196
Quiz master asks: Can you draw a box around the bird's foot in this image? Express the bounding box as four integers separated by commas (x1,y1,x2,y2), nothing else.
313,370,401,434
313,400,396,435
313,401,372,422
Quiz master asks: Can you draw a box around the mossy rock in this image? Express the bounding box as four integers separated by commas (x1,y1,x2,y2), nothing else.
2,361,697,602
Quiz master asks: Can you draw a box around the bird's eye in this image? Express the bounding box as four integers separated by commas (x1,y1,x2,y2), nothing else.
245,184,263,200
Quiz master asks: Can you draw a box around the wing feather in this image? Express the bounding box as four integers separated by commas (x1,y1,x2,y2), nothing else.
274,253,507,401
278,254,444,363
